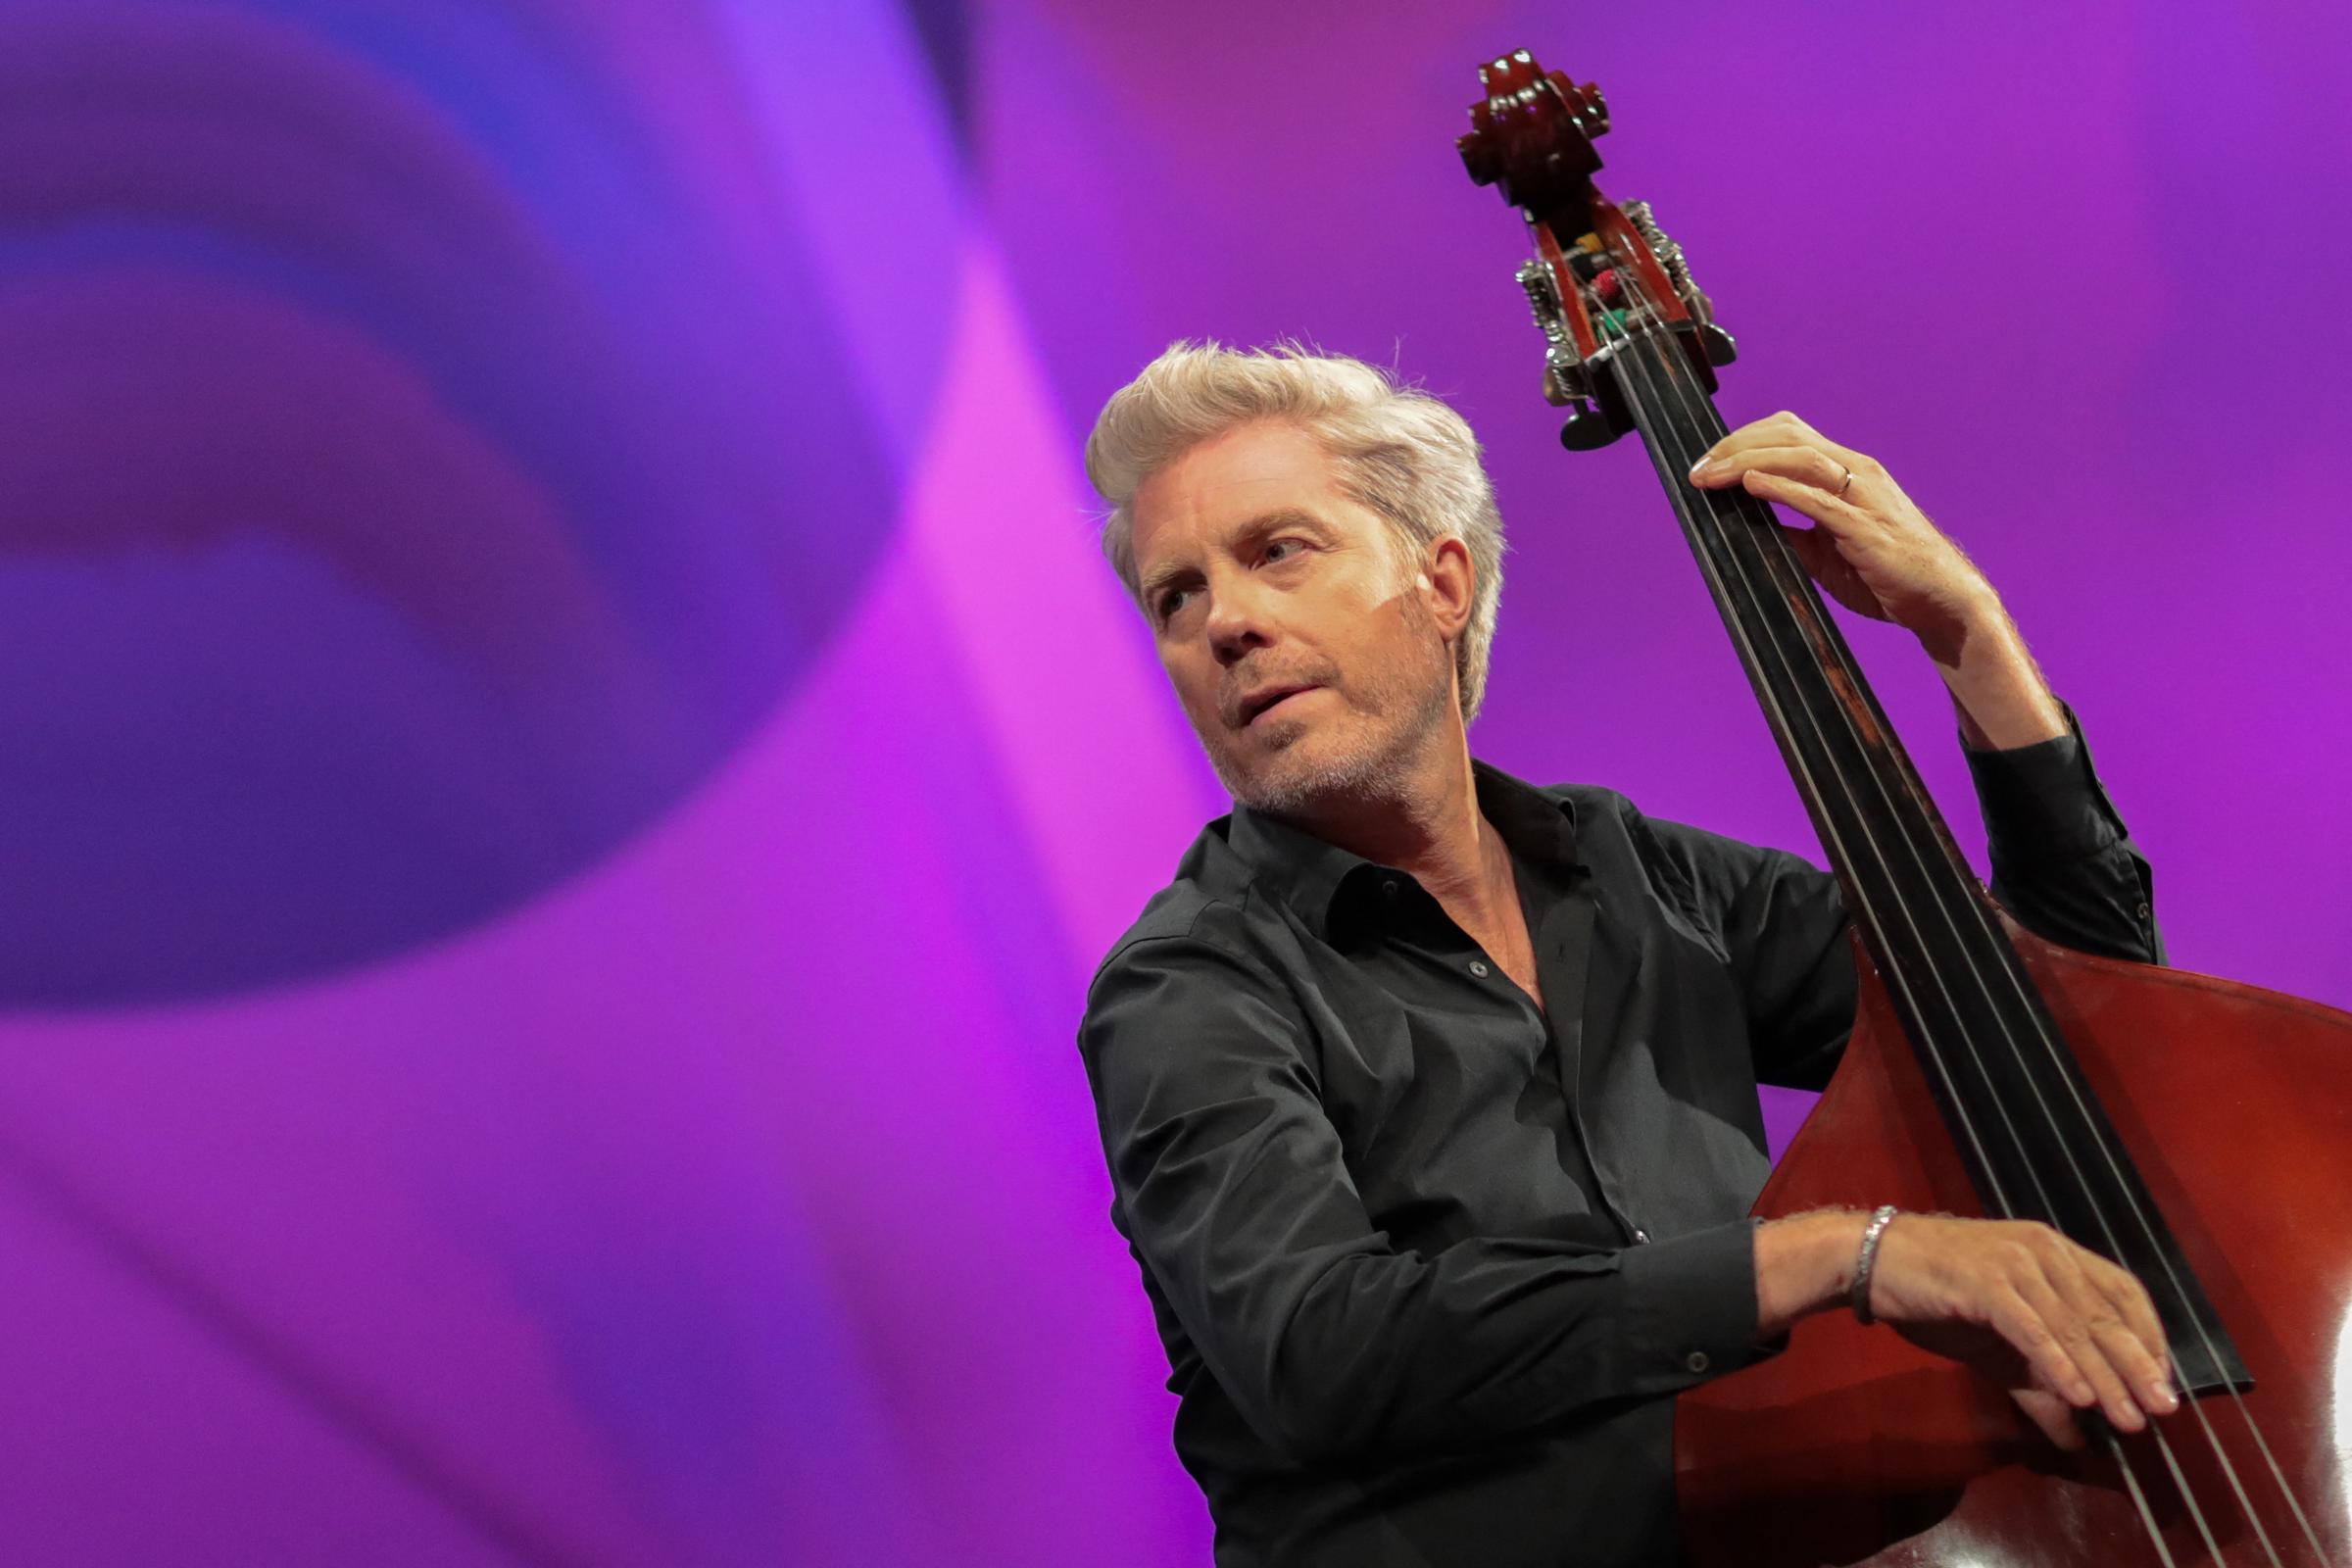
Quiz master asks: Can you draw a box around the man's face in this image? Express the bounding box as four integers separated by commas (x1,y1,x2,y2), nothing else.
1129,420,1457,812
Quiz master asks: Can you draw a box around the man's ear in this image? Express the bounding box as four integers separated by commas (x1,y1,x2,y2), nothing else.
1419,536,1476,641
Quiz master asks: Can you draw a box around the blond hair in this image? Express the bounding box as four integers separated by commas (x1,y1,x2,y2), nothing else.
1084,341,1507,725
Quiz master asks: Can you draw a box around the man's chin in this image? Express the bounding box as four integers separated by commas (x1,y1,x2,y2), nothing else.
1217,734,1390,814
1202,660,1457,815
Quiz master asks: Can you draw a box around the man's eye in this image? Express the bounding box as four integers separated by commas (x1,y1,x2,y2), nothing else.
1157,587,1190,620
1264,539,1302,564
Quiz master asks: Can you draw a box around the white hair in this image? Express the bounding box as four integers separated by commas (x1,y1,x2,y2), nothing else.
1083,340,1508,725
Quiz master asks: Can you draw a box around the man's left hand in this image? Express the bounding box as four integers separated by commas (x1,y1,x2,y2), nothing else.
1688,411,1992,667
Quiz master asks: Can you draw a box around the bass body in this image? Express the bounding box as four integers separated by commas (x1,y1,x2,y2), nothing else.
1678,918,2352,1566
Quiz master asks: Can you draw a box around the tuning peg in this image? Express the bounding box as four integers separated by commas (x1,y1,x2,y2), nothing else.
1559,398,1629,451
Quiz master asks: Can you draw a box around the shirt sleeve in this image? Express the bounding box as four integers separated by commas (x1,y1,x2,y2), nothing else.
1079,926,1770,1467
1710,837,1858,1093
1657,703,2165,1091
1963,701,2165,965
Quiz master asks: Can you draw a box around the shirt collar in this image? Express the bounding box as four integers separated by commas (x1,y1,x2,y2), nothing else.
1224,759,1583,946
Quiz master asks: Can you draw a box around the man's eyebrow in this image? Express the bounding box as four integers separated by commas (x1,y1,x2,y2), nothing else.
1138,507,1330,607
1238,506,1329,541
1137,558,1192,609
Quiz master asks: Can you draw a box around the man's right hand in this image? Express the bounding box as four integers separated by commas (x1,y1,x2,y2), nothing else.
1751,1208,2179,1448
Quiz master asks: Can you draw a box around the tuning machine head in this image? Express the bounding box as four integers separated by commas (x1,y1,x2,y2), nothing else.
1622,200,1737,366
1464,51,1733,446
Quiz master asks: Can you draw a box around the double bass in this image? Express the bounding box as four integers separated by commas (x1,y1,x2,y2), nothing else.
1455,49,2352,1567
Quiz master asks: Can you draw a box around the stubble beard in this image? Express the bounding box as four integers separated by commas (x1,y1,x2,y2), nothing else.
1207,618,1457,817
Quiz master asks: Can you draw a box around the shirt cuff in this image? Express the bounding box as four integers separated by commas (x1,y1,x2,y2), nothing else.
1614,1219,1773,1397
1961,699,2129,867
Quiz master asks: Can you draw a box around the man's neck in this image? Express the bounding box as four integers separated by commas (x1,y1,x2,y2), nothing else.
1267,727,1512,921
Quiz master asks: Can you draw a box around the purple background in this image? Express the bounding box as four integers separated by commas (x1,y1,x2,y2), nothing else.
1,2,2344,1563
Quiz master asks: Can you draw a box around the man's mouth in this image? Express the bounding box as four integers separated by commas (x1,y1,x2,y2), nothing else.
1241,685,1318,726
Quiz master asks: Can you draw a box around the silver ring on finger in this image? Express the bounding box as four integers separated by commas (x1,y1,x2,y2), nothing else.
1835,463,1855,499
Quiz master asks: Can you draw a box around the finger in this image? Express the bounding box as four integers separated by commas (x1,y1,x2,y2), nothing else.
1987,1288,2100,1416
2012,1390,2088,1452
1731,468,1869,537
1688,443,1848,494
1696,411,1820,461
2015,1262,2145,1432
1775,522,1838,576
1772,523,1880,613
2039,1243,2176,1417
2079,1250,2170,1363
2079,1255,2179,1414
1693,411,1871,471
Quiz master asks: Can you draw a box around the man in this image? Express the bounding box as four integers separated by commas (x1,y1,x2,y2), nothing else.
1075,342,2174,1567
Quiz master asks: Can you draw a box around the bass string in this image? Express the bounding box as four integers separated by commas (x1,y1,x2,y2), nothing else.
1576,270,2014,1207
1660,340,2311,1564
1593,255,2325,1565
1611,303,2300,1558
1562,317,1999,1207
1571,275,2033,1241
1592,278,2061,1250
1583,270,2236,1564
1572,318,2005,1204
1595,309,2220,1565
1596,258,2324,1563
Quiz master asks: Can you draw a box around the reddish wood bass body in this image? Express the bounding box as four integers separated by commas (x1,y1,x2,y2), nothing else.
1676,918,2352,1566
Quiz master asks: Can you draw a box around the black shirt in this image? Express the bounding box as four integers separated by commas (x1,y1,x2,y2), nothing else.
1076,715,2162,1567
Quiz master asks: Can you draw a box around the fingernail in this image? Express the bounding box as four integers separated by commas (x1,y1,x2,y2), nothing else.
1687,457,1717,482
2153,1383,2180,1413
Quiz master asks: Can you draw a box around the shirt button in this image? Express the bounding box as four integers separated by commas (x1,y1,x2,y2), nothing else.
1381,878,1400,899
1685,1350,1711,1374
2134,902,2152,921
1632,1228,1651,1245
1468,959,1491,977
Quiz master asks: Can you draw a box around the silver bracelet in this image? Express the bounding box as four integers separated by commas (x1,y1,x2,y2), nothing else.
1850,1205,1899,1325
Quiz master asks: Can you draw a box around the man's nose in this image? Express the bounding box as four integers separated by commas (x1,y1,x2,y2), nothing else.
1204,580,1275,664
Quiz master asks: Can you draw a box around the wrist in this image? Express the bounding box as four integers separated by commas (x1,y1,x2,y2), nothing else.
1753,1208,1870,1342
1849,1204,1901,1324
1949,586,2011,641
1937,607,2068,751
1906,583,2003,669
